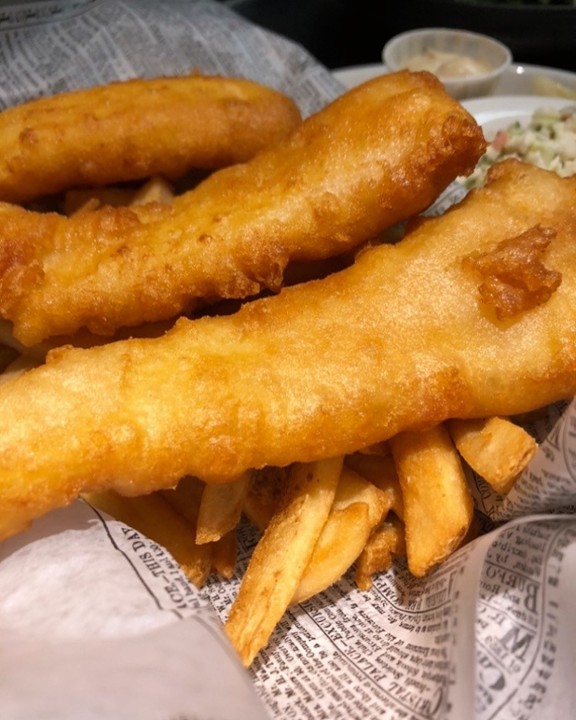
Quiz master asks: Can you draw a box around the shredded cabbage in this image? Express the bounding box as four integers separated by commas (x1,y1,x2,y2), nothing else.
463,105,576,188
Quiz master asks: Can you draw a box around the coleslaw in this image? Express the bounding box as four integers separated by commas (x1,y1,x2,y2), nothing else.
464,104,576,188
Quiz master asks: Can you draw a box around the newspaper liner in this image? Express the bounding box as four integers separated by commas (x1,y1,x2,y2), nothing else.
0,1,574,718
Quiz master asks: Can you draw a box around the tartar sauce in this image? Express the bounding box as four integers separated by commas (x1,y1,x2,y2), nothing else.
403,50,491,79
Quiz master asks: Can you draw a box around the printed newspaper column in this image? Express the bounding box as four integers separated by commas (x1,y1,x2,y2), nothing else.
474,518,576,720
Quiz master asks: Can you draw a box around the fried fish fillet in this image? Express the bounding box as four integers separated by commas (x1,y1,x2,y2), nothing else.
0,160,575,541
0,75,302,204
0,71,484,346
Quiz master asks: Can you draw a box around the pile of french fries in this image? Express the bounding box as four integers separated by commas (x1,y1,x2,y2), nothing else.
0,176,539,668
87,413,535,666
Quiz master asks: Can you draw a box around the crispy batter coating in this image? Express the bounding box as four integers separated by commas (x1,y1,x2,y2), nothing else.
0,71,484,346
0,75,302,203
463,225,562,318
0,160,575,541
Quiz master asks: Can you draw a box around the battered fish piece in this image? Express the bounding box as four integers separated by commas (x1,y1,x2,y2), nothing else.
0,160,575,541
0,75,302,203
0,71,484,346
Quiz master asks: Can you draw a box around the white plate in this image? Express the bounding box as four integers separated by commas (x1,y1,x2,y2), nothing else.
333,62,576,97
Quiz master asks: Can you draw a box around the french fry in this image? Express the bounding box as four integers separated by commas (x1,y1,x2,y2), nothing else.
355,514,406,591
332,466,390,525
225,457,343,666
243,466,289,531
130,175,175,205
212,529,237,580
345,449,404,519
83,489,212,588
389,424,474,578
291,504,369,605
161,477,214,585
196,472,250,544
291,466,389,605
161,475,205,525
165,477,239,579
448,416,537,494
